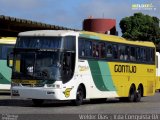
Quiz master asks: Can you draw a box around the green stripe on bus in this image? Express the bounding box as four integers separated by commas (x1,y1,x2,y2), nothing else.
88,60,108,91
0,73,10,84
98,62,116,91
79,34,100,40
88,60,116,91
0,60,11,84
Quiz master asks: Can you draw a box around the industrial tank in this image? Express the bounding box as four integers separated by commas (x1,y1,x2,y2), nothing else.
83,18,116,35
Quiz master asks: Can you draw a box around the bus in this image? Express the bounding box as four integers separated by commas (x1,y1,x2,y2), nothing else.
0,37,16,92
9,30,156,106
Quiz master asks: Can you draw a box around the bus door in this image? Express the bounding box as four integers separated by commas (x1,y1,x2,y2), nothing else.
61,52,75,84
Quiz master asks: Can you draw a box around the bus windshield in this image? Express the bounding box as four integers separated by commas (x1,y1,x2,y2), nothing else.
12,36,76,82
13,51,63,81
13,51,75,82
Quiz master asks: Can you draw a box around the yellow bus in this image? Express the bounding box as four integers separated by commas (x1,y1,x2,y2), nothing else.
0,37,16,92
9,30,156,106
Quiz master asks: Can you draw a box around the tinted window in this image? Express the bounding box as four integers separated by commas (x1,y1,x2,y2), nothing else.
113,44,118,59
141,48,146,62
146,48,151,62
130,47,136,61
99,42,106,58
78,39,85,56
85,40,92,57
124,46,130,61
64,36,76,50
78,37,155,64
92,42,99,58
0,44,14,59
16,37,62,49
106,44,113,58
151,49,155,63
119,45,125,60
79,38,92,57
136,47,141,61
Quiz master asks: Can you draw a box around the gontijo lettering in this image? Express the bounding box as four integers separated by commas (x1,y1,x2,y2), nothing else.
114,65,136,73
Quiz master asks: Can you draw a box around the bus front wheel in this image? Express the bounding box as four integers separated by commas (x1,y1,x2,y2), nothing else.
72,86,84,106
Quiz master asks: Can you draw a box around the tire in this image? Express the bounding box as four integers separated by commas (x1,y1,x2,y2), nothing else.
128,85,136,102
32,99,44,106
134,87,142,102
72,86,84,106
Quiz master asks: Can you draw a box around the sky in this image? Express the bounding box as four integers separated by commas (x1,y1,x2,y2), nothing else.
0,0,159,36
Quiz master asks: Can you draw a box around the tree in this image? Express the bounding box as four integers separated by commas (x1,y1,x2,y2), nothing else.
120,13,160,44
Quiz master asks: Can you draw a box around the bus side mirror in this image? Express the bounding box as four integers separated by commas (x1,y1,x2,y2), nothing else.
7,52,13,68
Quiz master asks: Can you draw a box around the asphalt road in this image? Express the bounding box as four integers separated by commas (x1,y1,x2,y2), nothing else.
0,93,160,120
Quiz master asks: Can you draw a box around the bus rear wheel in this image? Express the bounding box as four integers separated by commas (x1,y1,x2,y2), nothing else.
72,86,84,106
32,99,44,106
128,85,136,102
134,86,142,102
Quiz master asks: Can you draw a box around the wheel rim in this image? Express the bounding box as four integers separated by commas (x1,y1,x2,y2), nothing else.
138,87,142,97
135,87,142,102
77,88,83,102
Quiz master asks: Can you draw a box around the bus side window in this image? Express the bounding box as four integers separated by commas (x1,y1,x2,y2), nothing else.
85,40,92,57
151,49,155,63
99,42,106,58
113,44,118,59
143,48,146,62
124,46,130,61
93,42,99,58
1,45,13,60
130,47,136,61
64,36,75,50
140,48,146,62
106,44,113,58
96,44,99,57
146,48,151,62
136,47,141,61
78,39,85,57
119,45,125,60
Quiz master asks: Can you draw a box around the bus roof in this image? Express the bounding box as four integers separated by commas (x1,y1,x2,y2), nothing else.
18,30,78,37
18,30,155,48
80,31,155,48
0,37,16,44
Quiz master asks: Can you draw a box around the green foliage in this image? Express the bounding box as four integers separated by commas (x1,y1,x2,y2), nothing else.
120,13,160,44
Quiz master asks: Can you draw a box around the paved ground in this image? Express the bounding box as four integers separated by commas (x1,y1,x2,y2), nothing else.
0,93,160,120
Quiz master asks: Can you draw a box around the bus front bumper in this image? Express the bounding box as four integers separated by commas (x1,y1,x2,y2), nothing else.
11,87,67,100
